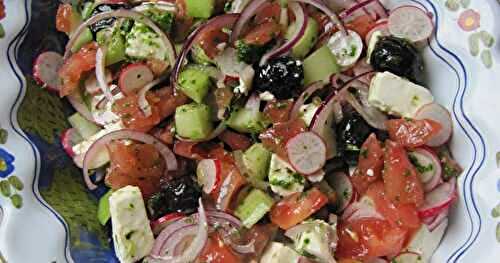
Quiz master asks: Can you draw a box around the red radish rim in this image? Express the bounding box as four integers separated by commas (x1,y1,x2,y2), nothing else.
365,18,389,44
418,178,457,219
151,212,185,235
427,208,449,231
286,131,327,175
61,129,80,157
415,103,453,147
388,5,434,42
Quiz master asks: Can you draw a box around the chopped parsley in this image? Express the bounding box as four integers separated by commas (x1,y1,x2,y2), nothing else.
409,154,434,174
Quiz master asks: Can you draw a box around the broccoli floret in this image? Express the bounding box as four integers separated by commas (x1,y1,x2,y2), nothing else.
144,8,175,33
235,40,274,65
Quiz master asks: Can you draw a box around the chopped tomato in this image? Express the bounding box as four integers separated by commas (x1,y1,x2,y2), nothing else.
383,141,425,207
196,232,241,263
337,260,362,263
365,182,421,230
0,0,6,20
105,141,166,198
152,122,175,145
218,130,252,151
243,21,281,46
386,118,442,148
146,58,169,76
254,2,281,24
350,134,384,195
336,219,407,260
56,4,75,34
242,224,278,258
345,15,376,39
270,187,328,229
263,99,294,123
173,141,234,163
58,42,98,97
198,27,230,59
260,118,307,160
310,11,330,32
113,86,187,132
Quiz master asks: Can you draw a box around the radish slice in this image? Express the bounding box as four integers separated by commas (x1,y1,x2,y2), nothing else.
328,171,354,212
33,51,63,92
196,159,222,194
286,132,327,175
392,251,423,263
327,30,364,68
408,148,442,186
426,207,449,231
388,5,434,42
343,196,384,222
365,18,389,44
415,103,453,147
118,63,155,95
418,178,456,219
61,128,83,157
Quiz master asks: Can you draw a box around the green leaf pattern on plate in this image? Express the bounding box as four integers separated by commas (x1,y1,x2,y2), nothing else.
0,176,23,209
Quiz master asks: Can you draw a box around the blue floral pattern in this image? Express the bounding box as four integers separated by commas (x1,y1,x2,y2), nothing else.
0,148,14,178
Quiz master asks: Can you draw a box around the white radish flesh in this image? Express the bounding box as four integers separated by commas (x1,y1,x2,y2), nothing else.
328,171,355,213
85,71,113,95
415,103,453,147
118,63,155,95
196,159,221,194
418,178,456,219
408,148,442,185
388,5,433,42
33,51,64,92
286,132,327,175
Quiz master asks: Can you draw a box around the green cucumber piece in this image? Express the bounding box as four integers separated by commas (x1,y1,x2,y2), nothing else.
178,66,212,103
286,17,319,59
243,143,271,181
175,103,214,140
303,45,340,85
81,1,96,20
97,189,113,226
68,112,100,139
191,44,215,65
226,108,270,134
235,189,274,228
105,33,126,66
71,27,94,53
185,0,215,18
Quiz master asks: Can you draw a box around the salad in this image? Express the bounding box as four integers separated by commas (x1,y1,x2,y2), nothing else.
33,0,464,262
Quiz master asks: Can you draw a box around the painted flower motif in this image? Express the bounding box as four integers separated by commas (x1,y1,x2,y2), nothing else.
0,148,15,178
458,9,480,31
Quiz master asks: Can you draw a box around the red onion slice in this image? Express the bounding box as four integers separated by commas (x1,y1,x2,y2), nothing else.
339,0,378,20
96,47,115,103
67,92,99,125
343,84,388,130
138,76,168,117
245,93,261,114
230,0,269,44
259,2,308,65
290,82,326,119
82,129,178,190
172,14,239,93
293,0,346,34
65,10,176,70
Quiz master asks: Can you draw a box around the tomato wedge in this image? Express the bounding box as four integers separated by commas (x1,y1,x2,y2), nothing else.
243,21,281,46
386,118,442,148
59,42,98,97
346,15,376,39
263,99,294,123
254,2,281,24
383,140,425,207
350,134,384,195
196,232,241,263
218,130,252,151
260,118,307,160
270,187,328,229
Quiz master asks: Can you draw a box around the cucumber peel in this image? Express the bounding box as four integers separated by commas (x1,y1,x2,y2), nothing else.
235,189,274,228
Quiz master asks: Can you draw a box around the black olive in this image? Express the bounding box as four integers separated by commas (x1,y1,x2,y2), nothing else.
89,3,129,34
370,36,425,84
254,57,304,100
146,176,201,220
336,112,374,166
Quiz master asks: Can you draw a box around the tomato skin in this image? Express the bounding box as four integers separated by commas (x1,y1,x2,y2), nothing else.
263,99,294,123
345,15,376,39
383,141,425,207
336,219,407,260
59,42,98,97
196,233,241,263
254,2,281,24
243,21,281,45
386,118,442,148
56,4,75,34
105,141,166,198
270,187,328,229
218,130,252,151
198,28,230,59
350,134,384,195
260,118,307,160
210,160,247,211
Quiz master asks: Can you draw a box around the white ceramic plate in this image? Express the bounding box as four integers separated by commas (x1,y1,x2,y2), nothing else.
0,0,499,262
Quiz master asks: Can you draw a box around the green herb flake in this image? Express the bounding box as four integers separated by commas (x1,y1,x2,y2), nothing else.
8,176,23,191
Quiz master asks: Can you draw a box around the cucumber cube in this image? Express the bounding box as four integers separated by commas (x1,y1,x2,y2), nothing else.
235,189,274,228
178,66,212,103
303,45,340,85
185,0,215,18
68,112,100,139
287,17,319,59
175,103,214,140
243,143,271,181
226,108,270,134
